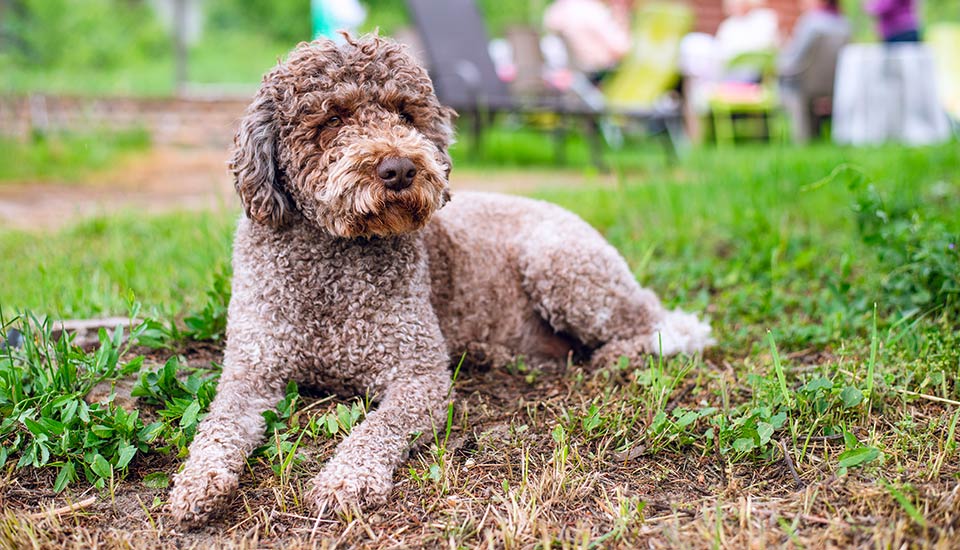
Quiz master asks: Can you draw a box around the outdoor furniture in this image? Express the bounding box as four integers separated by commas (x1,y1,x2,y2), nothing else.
603,3,691,109
833,43,951,146
778,28,849,142
405,0,684,167
707,50,786,147
601,2,692,152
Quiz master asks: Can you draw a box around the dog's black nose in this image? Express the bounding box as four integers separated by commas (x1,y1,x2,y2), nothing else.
377,157,417,191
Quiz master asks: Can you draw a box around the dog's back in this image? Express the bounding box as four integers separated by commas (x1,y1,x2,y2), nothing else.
422,191,607,367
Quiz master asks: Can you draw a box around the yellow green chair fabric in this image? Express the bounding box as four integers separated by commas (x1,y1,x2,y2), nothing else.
603,3,693,109
927,23,960,121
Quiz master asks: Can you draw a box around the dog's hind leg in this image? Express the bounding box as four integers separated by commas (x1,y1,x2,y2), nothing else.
517,217,712,369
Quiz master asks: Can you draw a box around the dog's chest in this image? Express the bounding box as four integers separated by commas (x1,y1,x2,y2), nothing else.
251,228,436,391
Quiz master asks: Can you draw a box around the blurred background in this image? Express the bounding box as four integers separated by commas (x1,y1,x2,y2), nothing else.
2,5,959,546
0,0,957,318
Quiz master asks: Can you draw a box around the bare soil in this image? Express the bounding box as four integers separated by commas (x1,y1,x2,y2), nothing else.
1,341,956,548
0,146,614,231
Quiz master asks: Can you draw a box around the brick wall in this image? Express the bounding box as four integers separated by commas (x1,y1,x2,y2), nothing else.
0,95,249,147
686,0,802,36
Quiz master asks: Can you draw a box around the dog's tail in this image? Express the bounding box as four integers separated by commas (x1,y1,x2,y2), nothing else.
647,309,715,356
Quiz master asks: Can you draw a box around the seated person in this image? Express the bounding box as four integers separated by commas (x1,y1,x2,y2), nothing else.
678,0,779,139
715,0,780,80
778,0,850,142
543,0,630,83
864,0,921,43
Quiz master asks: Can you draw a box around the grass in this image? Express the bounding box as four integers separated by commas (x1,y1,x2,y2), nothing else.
0,130,151,183
0,211,234,318
0,140,958,547
0,28,294,97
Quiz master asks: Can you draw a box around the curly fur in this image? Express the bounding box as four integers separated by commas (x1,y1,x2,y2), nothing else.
167,34,713,527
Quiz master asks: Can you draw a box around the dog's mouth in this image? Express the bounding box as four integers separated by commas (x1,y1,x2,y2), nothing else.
358,172,446,236
317,168,448,238
315,136,450,238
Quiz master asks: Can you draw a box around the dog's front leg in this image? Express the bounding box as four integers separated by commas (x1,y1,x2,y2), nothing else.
305,366,450,515
167,370,285,527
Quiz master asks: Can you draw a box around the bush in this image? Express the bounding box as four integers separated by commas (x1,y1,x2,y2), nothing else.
1,0,168,70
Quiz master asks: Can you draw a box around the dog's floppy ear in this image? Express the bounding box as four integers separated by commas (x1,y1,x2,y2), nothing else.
229,89,293,227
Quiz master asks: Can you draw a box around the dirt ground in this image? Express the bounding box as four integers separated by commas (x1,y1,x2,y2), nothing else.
3,339,954,549
0,146,614,231
2,148,956,548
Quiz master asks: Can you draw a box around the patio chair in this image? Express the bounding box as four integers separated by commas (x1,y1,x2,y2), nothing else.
600,1,692,154
707,50,786,147
777,29,849,142
603,2,691,110
405,0,683,168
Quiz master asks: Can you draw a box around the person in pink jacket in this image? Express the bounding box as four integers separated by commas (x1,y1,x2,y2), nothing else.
864,0,921,42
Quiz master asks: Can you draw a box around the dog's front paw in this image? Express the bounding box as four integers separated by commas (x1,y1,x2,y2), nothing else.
167,467,239,528
305,460,392,516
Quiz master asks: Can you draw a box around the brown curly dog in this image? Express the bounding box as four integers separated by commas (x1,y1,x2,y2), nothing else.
167,34,713,527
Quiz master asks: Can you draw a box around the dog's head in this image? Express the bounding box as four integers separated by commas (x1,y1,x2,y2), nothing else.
230,35,455,238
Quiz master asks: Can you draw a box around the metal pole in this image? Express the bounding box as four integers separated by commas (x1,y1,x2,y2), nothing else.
173,0,188,94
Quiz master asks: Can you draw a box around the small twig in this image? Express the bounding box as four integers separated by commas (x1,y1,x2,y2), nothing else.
806,434,844,441
28,496,97,520
778,439,805,489
714,432,729,487
310,503,328,539
892,388,960,407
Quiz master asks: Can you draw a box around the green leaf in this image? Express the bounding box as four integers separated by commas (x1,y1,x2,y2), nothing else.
138,422,164,443
733,437,756,453
838,446,880,469
801,377,833,393
180,401,201,428
840,386,864,408
142,472,170,489
336,403,352,430
326,414,339,436
89,453,112,479
116,443,137,469
551,424,566,444
843,430,859,450
769,411,788,429
757,422,775,446
61,399,79,424
675,409,700,429
40,417,66,436
54,461,76,493
90,424,114,438
23,417,50,437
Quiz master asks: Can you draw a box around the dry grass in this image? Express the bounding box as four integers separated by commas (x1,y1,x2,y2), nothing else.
2,142,958,548
1,346,957,549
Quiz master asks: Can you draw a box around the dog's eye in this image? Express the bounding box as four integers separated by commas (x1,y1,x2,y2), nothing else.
326,116,342,128
399,112,414,125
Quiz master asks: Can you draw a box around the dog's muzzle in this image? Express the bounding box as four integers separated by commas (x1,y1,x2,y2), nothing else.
377,157,418,191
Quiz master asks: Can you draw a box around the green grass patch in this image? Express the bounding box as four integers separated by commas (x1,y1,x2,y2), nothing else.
0,142,958,547
0,210,234,318
0,130,151,183
536,143,960,348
